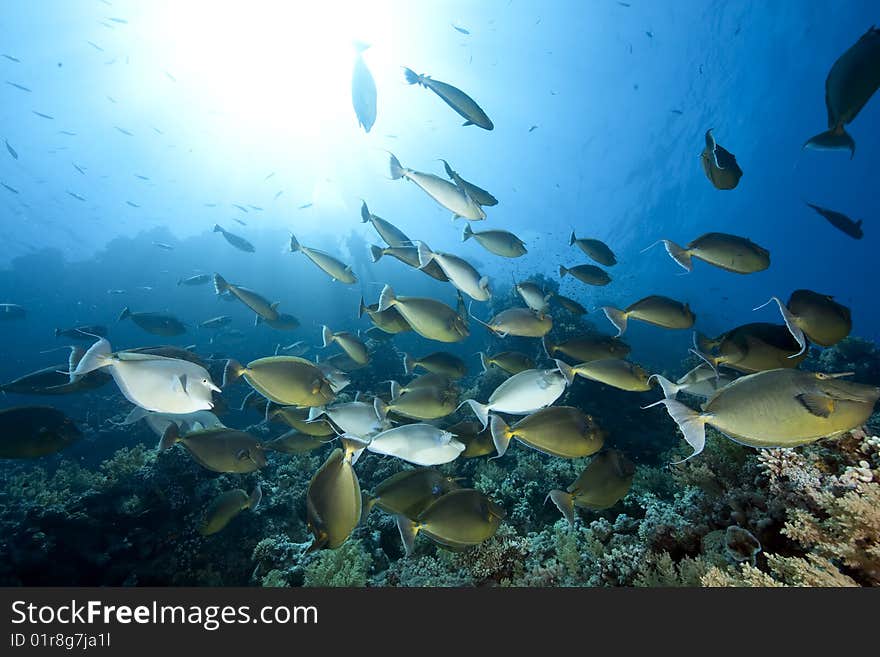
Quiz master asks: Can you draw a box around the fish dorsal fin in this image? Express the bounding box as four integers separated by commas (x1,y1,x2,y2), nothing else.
796,393,835,418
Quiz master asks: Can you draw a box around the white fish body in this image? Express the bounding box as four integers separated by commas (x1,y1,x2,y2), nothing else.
389,154,485,220
366,424,464,465
119,407,225,438
417,242,489,301
310,401,387,438
465,362,573,428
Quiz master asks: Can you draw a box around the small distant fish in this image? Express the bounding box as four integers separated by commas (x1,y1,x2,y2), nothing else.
137,286,154,292
135,174,149,180
1,182,19,194
107,95,116,103
645,31,654,38
204,202,217,207
298,202,313,209
247,205,263,211
72,163,86,174
232,204,248,212
403,67,494,130
2,54,20,63
164,70,176,82
67,191,86,201
87,41,104,51
179,274,212,287
528,125,538,132
114,126,133,136
6,81,31,92
5,140,18,159
617,1,631,6
152,126,164,134
805,202,864,239
274,191,283,200
264,172,275,181
670,109,683,115
126,201,140,208
107,289,126,295
108,17,128,24
153,242,174,250
452,24,470,35
59,130,77,136
233,218,246,226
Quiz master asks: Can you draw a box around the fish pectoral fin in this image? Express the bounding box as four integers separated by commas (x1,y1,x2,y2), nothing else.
171,374,187,393
796,393,835,418
462,120,473,126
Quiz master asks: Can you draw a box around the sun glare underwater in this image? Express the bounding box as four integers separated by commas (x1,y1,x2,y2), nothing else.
1,0,879,587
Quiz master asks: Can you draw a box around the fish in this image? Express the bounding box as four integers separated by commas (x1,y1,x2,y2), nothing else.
247,205,263,212
360,201,411,247
475,307,552,338
309,400,388,438
452,24,470,35
0,303,26,319
298,202,312,209
114,126,133,136
264,430,326,455
402,67,493,130
647,369,880,460
1,182,19,194
73,338,220,414
289,234,357,283
160,425,266,473
397,489,504,555
314,361,351,394
805,202,863,239
464,361,574,428
198,316,233,329
5,140,18,160
695,323,807,373
529,125,538,132
645,232,770,274
543,335,631,362
178,273,212,286
32,111,54,119
479,351,535,375
601,295,695,336
274,191,283,200
569,232,617,266
213,224,255,252
724,526,762,565
559,264,611,286
6,81,31,92
213,273,280,321
67,191,86,201
72,163,86,175
570,359,652,392
232,204,248,213
650,364,737,400
224,356,335,408
363,468,461,520
119,407,224,437
59,131,77,136
461,224,526,257
233,219,246,226
549,450,635,525
87,40,104,51
55,324,107,340
515,281,551,315
757,290,852,353
264,172,275,181
2,54,20,62
152,241,174,250
0,407,81,458
256,313,300,331
369,244,449,281
441,160,498,207
397,373,457,394
388,154,486,221
358,297,412,334
306,441,363,551
163,70,176,82
199,485,262,536
701,129,743,190
375,384,459,421
377,285,469,343
365,424,465,466
321,325,369,365
0,350,111,396
107,289,126,295
803,27,880,158
119,307,186,336
403,351,467,379
351,42,377,132
267,403,336,436
490,406,605,459
445,420,495,458
417,242,490,301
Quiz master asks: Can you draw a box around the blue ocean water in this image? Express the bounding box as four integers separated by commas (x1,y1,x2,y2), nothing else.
0,1,878,586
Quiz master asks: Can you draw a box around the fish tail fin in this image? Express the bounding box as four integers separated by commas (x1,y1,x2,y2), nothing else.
416,241,433,269
159,424,181,451
288,233,301,252
360,200,371,223
377,284,396,312
402,67,421,86
54,327,61,338
306,406,325,422
321,325,334,348
67,346,86,382
402,353,415,375
754,296,807,357
548,490,576,528
360,492,378,523
558,265,568,278
373,396,389,421
118,307,131,322
395,515,419,556
569,230,576,246
643,398,707,463
358,296,369,319
464,399,490,429
489,414,513,458
479,352,490,373
542,336,556,359
462,224,473,242
601,306,628,337
212,223,222,233
803,127,855,159
72,338,112,377
223,359,245,388
341,435,368,465
554,359,576,386
660,239,692,272
388,153,405,180
248,484,263,510
212,273,229,295
389,380,402,400
369,244,384,263
648,374,682,399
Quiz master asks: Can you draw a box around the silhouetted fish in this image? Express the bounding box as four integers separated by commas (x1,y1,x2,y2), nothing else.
805,202,863,239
